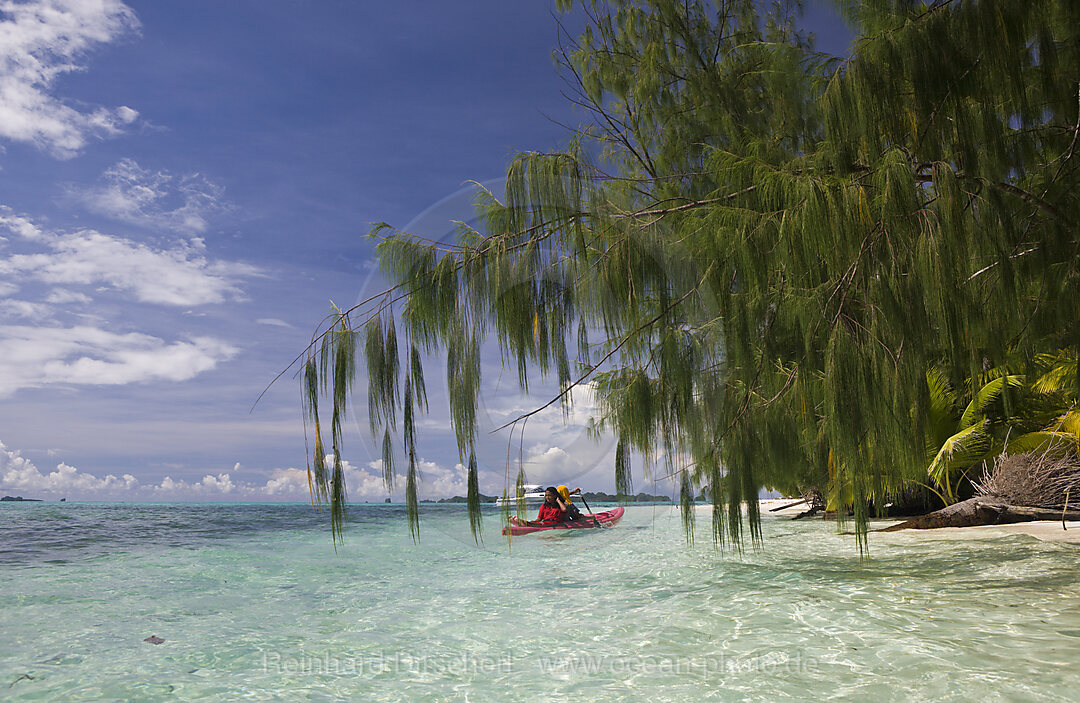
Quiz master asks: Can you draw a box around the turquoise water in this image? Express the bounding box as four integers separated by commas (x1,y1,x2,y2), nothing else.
3,502,1080,701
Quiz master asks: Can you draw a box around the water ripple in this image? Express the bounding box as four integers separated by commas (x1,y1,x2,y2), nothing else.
1,504,1079,701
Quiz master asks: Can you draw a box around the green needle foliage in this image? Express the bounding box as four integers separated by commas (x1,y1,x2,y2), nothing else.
302,307,358,545
467,452,483,541
300,0,1080,550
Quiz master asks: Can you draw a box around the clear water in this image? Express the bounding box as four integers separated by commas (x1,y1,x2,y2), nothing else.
2,502,1079,701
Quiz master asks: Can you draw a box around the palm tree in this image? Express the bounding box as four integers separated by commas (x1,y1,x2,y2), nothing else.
925,369,1024,504
926,352,1080,504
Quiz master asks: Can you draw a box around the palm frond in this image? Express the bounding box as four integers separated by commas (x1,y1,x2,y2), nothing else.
959,374,1024,429
1004,431,1079,458
927,420,992,501
1033,352,1077,395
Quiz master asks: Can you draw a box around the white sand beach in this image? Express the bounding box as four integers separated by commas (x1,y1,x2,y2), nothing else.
759,499,1080,544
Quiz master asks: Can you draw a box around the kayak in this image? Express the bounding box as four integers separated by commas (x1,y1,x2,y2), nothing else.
501,507,625,536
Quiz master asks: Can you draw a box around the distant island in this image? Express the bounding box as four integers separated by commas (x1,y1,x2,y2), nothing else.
2,495,42,502
433,491,672,504
433,494,499,504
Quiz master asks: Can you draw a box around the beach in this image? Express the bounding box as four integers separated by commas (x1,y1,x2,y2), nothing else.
760,499,1080,544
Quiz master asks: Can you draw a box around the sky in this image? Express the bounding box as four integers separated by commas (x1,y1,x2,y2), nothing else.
0,0,849,503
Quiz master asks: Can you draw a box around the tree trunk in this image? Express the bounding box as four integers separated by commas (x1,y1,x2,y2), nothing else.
878,498,1080,531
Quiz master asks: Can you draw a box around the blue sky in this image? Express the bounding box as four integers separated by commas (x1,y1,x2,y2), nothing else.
0,0,848,502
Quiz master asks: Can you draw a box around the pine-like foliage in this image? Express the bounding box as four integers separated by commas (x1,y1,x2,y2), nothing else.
467,452,483,541
299,0,1080,549
302,308,358,545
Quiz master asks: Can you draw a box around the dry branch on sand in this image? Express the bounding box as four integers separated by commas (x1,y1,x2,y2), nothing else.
974,452,1080,510
881,452,1080,531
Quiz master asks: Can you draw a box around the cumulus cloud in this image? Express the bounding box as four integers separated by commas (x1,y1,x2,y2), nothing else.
67,159,227,234
1,440,138,496
0,209,258,306
519,445,575,484
0,440,256,500
262,467,310,496
0,325,238,396
260,457,467,501
0,439,473,502
363,458,468,499
154,472,235,496
488,382,620,485
0,0,140,158
0,443,241,500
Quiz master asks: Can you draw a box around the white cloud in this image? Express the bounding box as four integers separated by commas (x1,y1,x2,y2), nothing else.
0,208,254,397
0,324,238,396
0,445,246,500
487,382,619,485
0,211,45,240
18,449,468,502
44,288,91,304
487,381,602,438
258,457,468,501
68,159,227,234
262,467,309,496
263,457,404,500
0,210,258,305
154,472,235,496
0,439,470,502
520,445,574,484
114,105,137,123
0,0,140,158
0,440,257,500
0,298,49,319
363,457,468,500
417,458,470,498
0,439,138,496
256,318,293,328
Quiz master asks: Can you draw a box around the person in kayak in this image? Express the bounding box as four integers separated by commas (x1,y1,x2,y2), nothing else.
557,485,585,522
508,486,580,526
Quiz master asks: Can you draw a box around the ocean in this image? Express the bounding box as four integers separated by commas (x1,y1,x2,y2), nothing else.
2,501,1079,701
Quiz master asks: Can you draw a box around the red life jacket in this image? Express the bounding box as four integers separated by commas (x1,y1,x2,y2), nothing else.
536,503,563,522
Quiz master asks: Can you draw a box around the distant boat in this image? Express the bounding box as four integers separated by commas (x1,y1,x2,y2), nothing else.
495,484,546,507
60,498,66,502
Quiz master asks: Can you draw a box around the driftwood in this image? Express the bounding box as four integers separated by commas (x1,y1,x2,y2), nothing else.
879,497,1080,531
768,498,808,512
788,488,825,520
880,451,1080,531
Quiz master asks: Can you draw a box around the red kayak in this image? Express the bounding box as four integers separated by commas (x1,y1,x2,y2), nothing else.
501,507,625,536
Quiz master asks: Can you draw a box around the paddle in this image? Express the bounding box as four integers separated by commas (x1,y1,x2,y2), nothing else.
574,491,602,528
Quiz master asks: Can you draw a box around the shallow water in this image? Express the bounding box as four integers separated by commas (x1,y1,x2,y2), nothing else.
2,502,1079,701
